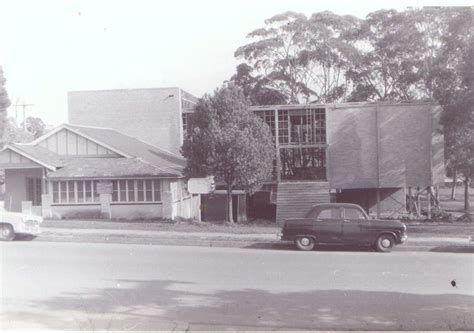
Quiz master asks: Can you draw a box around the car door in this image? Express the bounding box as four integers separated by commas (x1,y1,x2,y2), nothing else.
313,207,343,243
341,207,366,244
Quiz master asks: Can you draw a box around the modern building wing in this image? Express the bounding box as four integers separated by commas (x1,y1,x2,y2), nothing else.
251,101,445,223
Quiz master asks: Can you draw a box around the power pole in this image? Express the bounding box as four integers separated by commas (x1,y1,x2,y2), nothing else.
13,100,34,130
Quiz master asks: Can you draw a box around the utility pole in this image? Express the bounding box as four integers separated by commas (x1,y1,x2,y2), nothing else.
13,100,34,130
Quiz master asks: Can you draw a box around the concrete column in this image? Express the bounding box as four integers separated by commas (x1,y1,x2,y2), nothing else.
162,180,173,219
99,193,112,219
41,194,52,218
21,201,32,215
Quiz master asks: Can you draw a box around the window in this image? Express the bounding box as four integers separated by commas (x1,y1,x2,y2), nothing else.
317,208,341,220
51,180,99,204
111,179,162,203
344,208,366,220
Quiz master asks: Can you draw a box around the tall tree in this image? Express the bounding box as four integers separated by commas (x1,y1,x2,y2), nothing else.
431,7,474,211
234,11,360,104
181,86,275,222
346,9,428,101
0,66,11,148
235,11,310,103
300,11,360,103
22,116,46,139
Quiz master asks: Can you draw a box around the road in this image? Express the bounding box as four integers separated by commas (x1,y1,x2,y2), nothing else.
1,242,473,331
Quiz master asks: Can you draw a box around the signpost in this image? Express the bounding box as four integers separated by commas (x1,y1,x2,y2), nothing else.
187,177,215,223
187,176,215,194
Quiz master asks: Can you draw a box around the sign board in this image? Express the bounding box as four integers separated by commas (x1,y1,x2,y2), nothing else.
97,181,113,194
187,176,215,194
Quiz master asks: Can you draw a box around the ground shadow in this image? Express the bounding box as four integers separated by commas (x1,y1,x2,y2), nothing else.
245,242,375,252
13,234,37,241
430,245,474,254
3,278,473,331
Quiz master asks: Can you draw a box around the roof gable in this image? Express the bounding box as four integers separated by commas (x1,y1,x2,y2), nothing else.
31,124,130,158
0,145,58,170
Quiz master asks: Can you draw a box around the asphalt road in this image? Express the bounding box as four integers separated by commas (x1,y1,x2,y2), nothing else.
1,242,473,331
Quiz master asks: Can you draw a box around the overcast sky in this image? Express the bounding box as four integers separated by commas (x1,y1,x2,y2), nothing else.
0,0,469,125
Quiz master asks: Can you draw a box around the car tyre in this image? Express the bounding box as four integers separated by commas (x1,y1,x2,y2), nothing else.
375,234,395,252
0,223,15,241
295,236,315,251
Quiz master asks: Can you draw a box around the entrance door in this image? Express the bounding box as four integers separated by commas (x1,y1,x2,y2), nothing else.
26,178,42,206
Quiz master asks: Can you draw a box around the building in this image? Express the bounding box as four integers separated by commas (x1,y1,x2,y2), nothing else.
68,87,198,155
250,101,445,223
67,88,445,223
0,124,200,220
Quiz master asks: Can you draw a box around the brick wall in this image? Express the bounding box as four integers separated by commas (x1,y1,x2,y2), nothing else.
68,88,195,155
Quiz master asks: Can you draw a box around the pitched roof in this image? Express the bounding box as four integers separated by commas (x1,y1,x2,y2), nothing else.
47,158,181,179
64,124,186,172
7,144,63,170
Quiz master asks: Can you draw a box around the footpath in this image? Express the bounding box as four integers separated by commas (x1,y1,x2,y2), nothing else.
29,219,474,253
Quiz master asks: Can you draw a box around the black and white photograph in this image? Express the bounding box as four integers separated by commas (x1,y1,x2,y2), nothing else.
0,0,473,331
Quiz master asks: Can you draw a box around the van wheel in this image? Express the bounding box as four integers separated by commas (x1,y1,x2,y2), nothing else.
375,234,395,252
295,236,315,251
0,224,15,241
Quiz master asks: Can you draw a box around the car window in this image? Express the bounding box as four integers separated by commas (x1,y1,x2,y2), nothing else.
317,208,341,220
344,208,366,220
306,208,319,219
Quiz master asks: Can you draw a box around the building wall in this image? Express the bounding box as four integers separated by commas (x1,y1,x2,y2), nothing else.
50,204,101,219
111,203,163,219
337,188,406,217
68,88,195,155
326,102,444,189
4,168,43,212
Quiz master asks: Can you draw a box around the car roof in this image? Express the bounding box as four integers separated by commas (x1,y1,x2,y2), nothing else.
310,203,364,210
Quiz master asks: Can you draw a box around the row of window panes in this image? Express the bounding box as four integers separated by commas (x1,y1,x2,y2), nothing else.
112,179,161,202
52,180,99,203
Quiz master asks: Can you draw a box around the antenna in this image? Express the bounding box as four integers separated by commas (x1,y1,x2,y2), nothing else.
13,99,34,130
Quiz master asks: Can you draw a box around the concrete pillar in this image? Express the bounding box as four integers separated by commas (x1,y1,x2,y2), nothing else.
99,193,112,219
21,201,32,215
162,180,173,219
41,194,52,218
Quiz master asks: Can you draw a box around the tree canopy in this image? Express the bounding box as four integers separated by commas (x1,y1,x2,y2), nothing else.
181,85,275,222
0,66,11,148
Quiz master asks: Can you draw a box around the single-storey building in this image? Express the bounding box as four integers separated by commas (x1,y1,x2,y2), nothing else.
0,124,200,220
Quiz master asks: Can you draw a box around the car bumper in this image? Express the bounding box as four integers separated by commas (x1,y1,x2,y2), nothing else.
16,222,41,235
399,234,408,244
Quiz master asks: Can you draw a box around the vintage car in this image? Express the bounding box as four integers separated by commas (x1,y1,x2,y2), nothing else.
0,207,43,241
280,203,407,252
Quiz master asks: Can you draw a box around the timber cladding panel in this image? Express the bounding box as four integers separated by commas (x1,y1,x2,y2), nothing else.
68,88,183,154
326,103,444,189
276,182,330,224
326,105,378,189
38,129,119,156
0,149,39,166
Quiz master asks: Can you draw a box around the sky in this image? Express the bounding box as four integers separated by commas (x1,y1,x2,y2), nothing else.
0,0,470,125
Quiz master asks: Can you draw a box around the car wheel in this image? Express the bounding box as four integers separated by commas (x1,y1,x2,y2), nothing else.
375,234,395,252
295,236,315,251
0,224,15,241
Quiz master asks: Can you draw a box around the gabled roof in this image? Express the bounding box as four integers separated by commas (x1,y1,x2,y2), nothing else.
47,158,181,179
2,144,61,170
25,123,186,177
65,124,186,171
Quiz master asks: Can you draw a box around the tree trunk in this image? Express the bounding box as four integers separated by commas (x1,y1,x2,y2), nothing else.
464,176,470,211
450,168,457,200
227,184,233,223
